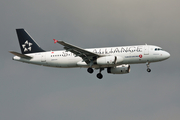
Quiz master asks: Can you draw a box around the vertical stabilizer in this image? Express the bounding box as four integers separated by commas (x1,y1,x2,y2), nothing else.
16,29,45,54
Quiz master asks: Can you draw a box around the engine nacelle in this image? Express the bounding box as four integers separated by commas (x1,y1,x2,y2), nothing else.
107,64,130,74
96,56,123,65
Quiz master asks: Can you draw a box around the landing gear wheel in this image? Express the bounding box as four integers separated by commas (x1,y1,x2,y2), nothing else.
147,68,151,72
146,62,151,73
87,68,94,74
97,73,103,79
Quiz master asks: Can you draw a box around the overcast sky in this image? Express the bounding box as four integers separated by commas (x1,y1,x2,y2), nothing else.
0,0,180,120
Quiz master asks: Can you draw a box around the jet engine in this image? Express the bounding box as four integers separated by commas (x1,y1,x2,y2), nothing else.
107,64,130,74
97,56,123,65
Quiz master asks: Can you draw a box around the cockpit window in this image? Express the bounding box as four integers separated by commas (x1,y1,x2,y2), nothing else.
155,48,163,51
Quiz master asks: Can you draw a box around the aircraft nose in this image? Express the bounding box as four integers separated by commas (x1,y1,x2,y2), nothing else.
164,51,170,59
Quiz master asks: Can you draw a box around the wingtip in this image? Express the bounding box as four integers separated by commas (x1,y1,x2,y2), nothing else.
53,39,58,44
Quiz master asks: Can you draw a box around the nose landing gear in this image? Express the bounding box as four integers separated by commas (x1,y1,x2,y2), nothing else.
146,62,151,72
147,68,151,72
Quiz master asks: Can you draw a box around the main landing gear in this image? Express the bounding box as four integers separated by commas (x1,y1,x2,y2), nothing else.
96,68,104,79
146,62,151,72
87,67,104,79
87,67,94,74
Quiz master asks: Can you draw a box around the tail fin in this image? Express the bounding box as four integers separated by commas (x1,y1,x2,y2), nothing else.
16,29,45,54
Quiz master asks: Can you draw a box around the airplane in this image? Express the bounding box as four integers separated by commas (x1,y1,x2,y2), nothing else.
9,29,170,79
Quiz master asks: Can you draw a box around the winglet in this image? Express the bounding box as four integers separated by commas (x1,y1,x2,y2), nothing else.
53,39,58,44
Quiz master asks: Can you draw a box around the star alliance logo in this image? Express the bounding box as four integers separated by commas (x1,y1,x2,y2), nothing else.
22,40,32,52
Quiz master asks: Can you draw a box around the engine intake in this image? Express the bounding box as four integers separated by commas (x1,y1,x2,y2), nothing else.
107,64,130,74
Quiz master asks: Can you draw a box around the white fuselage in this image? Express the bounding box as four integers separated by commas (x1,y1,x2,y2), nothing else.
13,45,170,68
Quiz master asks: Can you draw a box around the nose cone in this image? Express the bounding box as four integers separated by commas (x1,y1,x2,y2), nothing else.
163,51,170,60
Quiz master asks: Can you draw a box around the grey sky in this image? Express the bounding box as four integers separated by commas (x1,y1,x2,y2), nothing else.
0,0,180,120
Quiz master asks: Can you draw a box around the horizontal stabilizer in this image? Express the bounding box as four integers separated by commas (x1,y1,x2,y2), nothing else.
9,51,32,59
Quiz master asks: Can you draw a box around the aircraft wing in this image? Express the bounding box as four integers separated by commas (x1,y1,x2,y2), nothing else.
54,39,102,64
